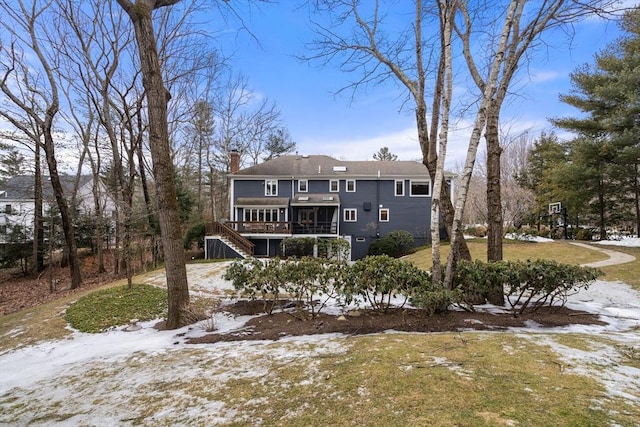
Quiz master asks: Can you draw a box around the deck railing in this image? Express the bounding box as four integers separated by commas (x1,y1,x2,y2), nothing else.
224,221,337,235
206,221,255,256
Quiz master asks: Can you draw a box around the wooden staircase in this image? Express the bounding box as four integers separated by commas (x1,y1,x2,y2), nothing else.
206,221,255,258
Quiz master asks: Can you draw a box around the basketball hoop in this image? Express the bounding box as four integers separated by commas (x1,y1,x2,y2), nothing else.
549,202,561,215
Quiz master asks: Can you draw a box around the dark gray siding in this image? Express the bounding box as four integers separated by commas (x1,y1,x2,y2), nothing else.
338,178,432,242
234,179,294,199
231,177,435,259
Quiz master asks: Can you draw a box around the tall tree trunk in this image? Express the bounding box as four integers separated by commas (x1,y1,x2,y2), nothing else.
486,112,503,262
635,162,640,236
598,177,606,240
117,0,190,329
42,126,82,289
484,110,505,305
32,144,44,273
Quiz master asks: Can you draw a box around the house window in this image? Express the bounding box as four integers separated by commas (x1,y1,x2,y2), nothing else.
379,208,389,222
346,179,356,192
395,180,404,196
0,224,6,234
4,204,11,214
265,179,278,196
343,208,357,222
410,180,431,197
330,179,339,192
298,179,308,192
244,208,279,222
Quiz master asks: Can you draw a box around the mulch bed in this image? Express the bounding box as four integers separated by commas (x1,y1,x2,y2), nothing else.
187,300,606,344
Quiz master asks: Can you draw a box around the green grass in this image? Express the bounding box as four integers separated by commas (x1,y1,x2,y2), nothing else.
210,334,618,426
405,240,608,270
592,244,640,290
65,284,167,333
1,241,638,425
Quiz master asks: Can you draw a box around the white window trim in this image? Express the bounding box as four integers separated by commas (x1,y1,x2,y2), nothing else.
379,208,389,222
329,179,339,192
343,208,357,222
265,179,278,196
394,180,404,196
409,179,431,197
298,179,308,192
346,179,356,192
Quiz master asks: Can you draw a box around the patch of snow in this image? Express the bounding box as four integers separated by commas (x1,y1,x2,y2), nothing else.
1,259,639,424
592,237,640,247
504,233,554,243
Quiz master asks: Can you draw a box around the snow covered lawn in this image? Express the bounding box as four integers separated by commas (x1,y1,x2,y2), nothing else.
0,259,639,425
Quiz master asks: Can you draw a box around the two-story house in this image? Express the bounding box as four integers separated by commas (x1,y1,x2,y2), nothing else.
205,152,454,260
0,175,115,245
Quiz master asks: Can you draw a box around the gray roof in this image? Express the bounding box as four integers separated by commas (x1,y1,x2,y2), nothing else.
0,175,92,200
291,193,340,206
233,155,446,179
235,197,289,207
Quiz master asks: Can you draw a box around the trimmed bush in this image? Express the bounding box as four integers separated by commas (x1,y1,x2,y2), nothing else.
368,230,415,257
280,237,316,258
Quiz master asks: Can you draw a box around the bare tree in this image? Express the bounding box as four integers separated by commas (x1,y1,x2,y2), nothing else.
116,0,190,329
455,0,625,265
308,0,473,273
0,0,82,289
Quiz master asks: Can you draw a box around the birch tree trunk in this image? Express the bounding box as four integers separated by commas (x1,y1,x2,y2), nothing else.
430,0,455,285
444,0,519,289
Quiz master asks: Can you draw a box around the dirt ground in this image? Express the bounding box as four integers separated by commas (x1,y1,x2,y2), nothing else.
0,251,120,317
187,299,605,344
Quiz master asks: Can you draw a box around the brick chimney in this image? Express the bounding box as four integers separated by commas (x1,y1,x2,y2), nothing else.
230,149,240,173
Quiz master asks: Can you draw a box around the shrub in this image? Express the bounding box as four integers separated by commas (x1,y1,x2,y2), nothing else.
317,237,351,261
224,258,284,314
280,237,316,258
341,255,429,312
451,259,603,315
463,225,487,238
368,230,415,257
223,255,459,318
505,259,602,314
575,228,593,241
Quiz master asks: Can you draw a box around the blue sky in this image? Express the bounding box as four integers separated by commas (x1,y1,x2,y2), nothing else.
214,2,627,167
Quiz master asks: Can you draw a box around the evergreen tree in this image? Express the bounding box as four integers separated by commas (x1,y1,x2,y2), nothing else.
373,146,398,161
552,8,640,238
263,128,296,162
0,148,26,185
